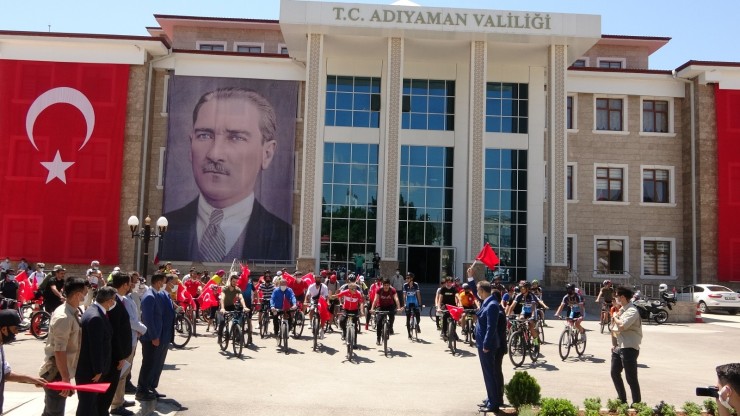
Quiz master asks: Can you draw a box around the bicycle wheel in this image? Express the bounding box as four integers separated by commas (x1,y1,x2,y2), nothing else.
575,331,587,356
600,312,607,334
293,311,305,338
447,320,457,355
281,321,289,354
231,325,243,357
346,323,355,361
528,335,540,362
260,313,269,338
508,331,525,367
20,304,34,323
219,322,230,351
30,311,50,340
244,319,253,346
428,305,437,322
383,320,389,357
537,318,545,344
371,312,378,330
412,315,419,341
172,315,193,349
558,329,571,360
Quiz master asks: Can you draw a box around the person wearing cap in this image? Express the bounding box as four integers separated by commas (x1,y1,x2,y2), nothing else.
0,310,47,413
331,282,364,341
39,277,88,416
257,271,275,335
457,283,479,333
43,266,67,314
30,262,46,287
369,278,403,344
269,278,297,335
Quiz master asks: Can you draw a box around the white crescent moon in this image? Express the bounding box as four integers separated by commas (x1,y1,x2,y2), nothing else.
25,87,95,151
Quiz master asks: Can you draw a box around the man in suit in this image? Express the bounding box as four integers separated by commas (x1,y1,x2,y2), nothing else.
475,281,507,413
75,286,117,416
162,87,291,262
136,273,174,402
108,271,138,416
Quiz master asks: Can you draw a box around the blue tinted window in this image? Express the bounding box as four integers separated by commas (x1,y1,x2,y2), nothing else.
325,75,381,128
402,78,455,131
485,82,528,134
335,110,352,127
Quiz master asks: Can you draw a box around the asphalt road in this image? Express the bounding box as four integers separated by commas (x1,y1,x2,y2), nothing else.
4,310,740,415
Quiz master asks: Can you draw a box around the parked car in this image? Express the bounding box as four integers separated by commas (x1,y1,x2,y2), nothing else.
676,284,740,315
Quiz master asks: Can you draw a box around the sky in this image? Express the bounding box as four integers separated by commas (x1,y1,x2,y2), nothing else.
1,0,738,70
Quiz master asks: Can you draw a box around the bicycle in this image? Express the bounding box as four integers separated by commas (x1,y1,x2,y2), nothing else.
217,311,235,352
259,301,271,339
599,302,615,333
406,304,422,342
343,310,361,362
171,307,193,349
462,309,477,347
374,310,392,357
29,310,51,340
292,302,305,339
507,316,540,367
535,309,547,344
441,310,458,355
558,315,587,360
428,305,441,329
307,302,322,351
275,309,294,354
229,308,247,357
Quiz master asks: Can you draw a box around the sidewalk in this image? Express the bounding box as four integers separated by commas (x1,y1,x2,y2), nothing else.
3,391,181,415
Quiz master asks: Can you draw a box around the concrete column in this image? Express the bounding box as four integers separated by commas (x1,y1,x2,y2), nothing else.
297,33,324,271
380,37,403,263
468,41,487,263
545,44,569,286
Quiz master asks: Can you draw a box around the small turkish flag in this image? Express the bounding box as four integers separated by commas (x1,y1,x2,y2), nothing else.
476,243,500,269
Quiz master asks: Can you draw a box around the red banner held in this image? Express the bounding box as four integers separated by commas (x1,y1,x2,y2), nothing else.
476,242,500,269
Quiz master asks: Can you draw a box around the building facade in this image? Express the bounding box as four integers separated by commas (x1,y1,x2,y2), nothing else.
1,0,739,287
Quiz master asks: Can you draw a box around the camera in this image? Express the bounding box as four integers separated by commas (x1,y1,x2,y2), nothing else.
696,386,719,398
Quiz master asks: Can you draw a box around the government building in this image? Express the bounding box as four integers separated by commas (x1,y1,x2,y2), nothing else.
1,0,739,290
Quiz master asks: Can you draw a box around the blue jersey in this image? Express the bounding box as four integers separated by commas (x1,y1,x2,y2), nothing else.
403,282,420,307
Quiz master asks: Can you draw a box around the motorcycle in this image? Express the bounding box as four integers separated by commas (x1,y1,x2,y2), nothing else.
633,290,676,324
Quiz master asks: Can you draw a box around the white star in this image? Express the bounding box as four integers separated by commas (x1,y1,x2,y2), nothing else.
40,150,75,184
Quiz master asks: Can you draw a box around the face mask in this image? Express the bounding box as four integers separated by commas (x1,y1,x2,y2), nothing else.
280,286,287,292
171,285,177,293
719,386,733,410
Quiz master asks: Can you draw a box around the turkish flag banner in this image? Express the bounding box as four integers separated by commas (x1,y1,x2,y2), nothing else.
46,381,111,394
476,242,501,270
0,60,129,265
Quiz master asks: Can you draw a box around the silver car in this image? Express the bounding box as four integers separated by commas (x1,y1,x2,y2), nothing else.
676,284,740,315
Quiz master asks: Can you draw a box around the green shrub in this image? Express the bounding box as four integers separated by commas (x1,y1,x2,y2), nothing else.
617,403,630,416
585,410,600,416
654,401,677,416
539,398,578,416
518,405,539,416
607,399,622,413
683,401,702,416
632,402,650,413
704,398,718,416
505,371,541,409
584,397,602,412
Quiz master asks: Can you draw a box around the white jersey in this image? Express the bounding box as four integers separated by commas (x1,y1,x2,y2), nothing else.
306,283,329,301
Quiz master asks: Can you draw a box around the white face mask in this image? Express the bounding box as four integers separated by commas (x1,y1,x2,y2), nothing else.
719,386,733,410
280,286,287,292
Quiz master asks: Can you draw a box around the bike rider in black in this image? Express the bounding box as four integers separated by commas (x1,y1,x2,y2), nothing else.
436,276,458,339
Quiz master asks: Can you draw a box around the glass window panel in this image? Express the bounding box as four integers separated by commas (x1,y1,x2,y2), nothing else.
500,170,513,188
370,78,381,93
486,150,500,169
445,167,454,188
334,164,350,184
656,113,667,132
428,147,444,166
411,79,428,95
398,221,407,244
332,185,349,205
444,189,453,208
400,166,409,187
409,146,426,166
486,117,502,133
429,80,446,96
501,117,514,133
351,164,368,184
500,151,514,169
444,209,453,222
353,93,370,110
428,114,445,130
487,84,502,99
326,92,336,109
335,110,352,127
409,167,426,186
485,190,500,210
353,111,369,127
426,188,444,208
370,112,380,128
446,81,455,96
332,219,349,241
367,220,377,242
334,143,351,162
610,169,622,179
609,111,622,130
324,142,334,161
426,222,442,245
368,186,378,207
352,186,368,205
502,100,515,116
351,144,369,164
427,167,444,187
518,100,528,118
519,84,528,98
336,76,354,92
487,99,502,116
429,96,445,113
336,92,353,110
401,113,410,129
500,190,513,210
354,77,371,93
446,97,455,114
322,184,332,202
325,110,335,126
485,169,500,189
408,187,425,208
326,76,337,91
407,222,425,244
410,95,427,113
323,163,333,184
410,113,427,129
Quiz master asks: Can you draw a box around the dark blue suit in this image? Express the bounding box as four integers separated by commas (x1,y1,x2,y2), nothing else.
475,295,507,409
137,288,174,395
76,304,112,416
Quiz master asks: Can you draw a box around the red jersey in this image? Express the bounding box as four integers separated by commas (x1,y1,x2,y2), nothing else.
290,278,308,297
368,282,382,303
184,279,202,298
335,289,364,311
375,287,397,307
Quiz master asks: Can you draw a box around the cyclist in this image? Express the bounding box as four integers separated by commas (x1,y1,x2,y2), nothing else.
501,285,516,309
456,283,478,333
219,274,249,335
530,279,550,324
332,282,364,341
184,272,203,316
555,283,586,340
595,279,615,323
369,278,402,345
436,276,458,340
305,273,329,338
258,271,276,335
402,272,422,339
270,278,298,335
505,281,541,345
491,275,506,296
365,276,383,330
326,272,340,321
290,271,308,312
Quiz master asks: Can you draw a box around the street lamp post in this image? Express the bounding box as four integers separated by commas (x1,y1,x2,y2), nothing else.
128,215,168,279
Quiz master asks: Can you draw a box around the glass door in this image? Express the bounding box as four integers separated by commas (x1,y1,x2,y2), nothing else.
441,247,455,278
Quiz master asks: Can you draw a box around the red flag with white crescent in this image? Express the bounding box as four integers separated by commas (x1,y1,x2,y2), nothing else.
0,60,129,265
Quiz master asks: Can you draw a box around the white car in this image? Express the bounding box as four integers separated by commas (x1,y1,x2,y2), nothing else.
676,284,740,315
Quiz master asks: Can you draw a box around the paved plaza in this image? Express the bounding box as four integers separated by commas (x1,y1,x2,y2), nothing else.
4,310,739,415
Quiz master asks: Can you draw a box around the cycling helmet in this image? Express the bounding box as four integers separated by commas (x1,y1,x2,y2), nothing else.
521,281,531,289
658,283,668,292
603,279,611,286
462,283,470,289
566,283,577,291
276,271,283,277
348,273,357,282
531,280,539,285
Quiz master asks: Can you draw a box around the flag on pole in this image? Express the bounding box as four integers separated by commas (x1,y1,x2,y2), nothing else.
445,304,465,321
476,242,500,269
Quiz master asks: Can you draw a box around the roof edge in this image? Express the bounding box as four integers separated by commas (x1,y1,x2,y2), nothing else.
602,34,671,42
0,30,171,49
153,14,279,25
172,48,290,59
568,66,673,75
676,60,740,72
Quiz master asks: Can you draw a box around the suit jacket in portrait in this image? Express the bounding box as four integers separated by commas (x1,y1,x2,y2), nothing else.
76,305,112,382
109,294,133,363
160,197,291,262
475,296,506,352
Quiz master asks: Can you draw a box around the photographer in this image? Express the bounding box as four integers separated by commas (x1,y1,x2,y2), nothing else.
715,363,740,415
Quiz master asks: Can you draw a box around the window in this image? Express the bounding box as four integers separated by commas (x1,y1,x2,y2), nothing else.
642,168,670,203
320,143,379,271
483,149,528,281
596,98,623,131
595,166,624,202
485,82,528,133
597,59,624,69
643,240,671,276
567,164,575,200
402,79,455,131
325,76,381,128
572,59,587,68
398,146,454,246
643,99,669,133
197,42,226,51
566,96,574,130
567,235,576,271
278,43,288,54
235,44,262,53
596,238,625,274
